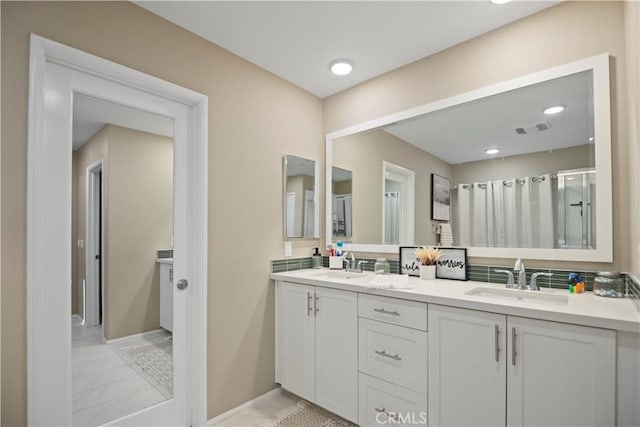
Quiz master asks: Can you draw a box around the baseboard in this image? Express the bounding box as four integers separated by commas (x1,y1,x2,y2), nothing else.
207,387,282,425
103,328,166,344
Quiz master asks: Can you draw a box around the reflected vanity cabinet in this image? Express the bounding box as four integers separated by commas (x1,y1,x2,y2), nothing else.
428,305,615,427
275,281,358,422
159,262,173,332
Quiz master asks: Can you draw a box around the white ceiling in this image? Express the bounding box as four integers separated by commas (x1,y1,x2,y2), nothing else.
382,70,594,164
134,1,561,98
285,154,315,176
73,93,174,150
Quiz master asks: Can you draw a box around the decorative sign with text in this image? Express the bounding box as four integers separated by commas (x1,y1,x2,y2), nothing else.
436,248,468,281
399,246,420,277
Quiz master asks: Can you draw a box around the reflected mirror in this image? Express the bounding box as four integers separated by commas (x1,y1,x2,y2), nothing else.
72,93,175,426
327,54,612,261
284,154,319,239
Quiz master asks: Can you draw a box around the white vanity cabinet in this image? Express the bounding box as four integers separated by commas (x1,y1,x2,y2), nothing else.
428,304,616,427
159,262,173,332
275,281,358,422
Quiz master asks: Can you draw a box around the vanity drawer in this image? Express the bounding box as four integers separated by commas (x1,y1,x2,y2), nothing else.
358,318,428,394
359,373,428,427
358,294,427,331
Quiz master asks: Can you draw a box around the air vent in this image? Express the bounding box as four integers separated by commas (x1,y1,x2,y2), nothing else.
514,121,551,135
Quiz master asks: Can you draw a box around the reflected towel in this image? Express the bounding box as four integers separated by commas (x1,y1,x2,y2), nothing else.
440,223,453,246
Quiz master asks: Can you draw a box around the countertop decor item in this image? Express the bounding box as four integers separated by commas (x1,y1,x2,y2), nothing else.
435,247,468,281
399,246,419,276
593,271,625,298
415,246,442,280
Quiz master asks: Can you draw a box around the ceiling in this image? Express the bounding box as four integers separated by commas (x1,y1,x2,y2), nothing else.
134,1,561,98
73,93,174,149
382,70,594,164
285,154,315,176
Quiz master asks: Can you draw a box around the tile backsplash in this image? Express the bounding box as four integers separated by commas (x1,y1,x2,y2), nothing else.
271,257,640,312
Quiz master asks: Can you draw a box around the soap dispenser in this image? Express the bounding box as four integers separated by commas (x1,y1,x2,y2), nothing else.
312,247,322,269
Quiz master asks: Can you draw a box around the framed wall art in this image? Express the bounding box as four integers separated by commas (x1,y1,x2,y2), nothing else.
431,174,451,221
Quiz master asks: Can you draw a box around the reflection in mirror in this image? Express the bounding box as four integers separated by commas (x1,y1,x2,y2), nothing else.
332,166,353,240
284,155,318,238
71,93,174,426
331,67,602,252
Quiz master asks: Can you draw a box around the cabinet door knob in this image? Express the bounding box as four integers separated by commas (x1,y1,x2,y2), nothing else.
176,278,188,290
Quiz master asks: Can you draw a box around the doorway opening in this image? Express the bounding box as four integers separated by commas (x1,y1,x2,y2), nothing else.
382,161,415,245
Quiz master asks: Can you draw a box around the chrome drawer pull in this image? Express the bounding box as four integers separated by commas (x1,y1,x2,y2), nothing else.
494,325,500,362
307,292,313,316
512,327,517,366
373,308,400,316
374,350,402,361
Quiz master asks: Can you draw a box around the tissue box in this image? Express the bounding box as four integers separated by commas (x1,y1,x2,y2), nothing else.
329,256,343,269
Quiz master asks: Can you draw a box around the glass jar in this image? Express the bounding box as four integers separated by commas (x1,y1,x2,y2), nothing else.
374,258,390,275
593,272,625,298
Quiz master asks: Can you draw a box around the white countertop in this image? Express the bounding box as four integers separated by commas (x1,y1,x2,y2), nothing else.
271,269,640,333
157,258,173,265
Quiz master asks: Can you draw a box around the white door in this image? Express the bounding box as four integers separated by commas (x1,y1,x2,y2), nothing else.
428,305,507,427
28,36,207,426
314,287,358,423
286,192,296,237
507,316,615,427
304,190,315,238
276,282,316,402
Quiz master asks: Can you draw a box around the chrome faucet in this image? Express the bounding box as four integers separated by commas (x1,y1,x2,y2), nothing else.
526,272,554,291
514,258,526,288
494,269,515,288
342,252,358,272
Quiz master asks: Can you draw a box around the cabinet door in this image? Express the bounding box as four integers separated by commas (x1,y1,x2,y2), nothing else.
507,316,615,427
428,305,507,427
315,286,358,423
276,281,316,402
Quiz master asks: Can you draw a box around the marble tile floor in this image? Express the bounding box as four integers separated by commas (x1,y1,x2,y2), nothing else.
209,390,302,427
72,316,172,426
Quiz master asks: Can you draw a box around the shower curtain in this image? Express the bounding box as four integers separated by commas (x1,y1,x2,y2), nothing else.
456,173,554,248
384,192,400,245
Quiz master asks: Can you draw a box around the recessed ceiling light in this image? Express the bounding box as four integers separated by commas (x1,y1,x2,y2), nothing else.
485,148,500,155
588,137,594,142
491,0,512,4
330,60,353,76
543,105,565,115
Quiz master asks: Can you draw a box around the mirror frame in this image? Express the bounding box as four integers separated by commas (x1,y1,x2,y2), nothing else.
325,53,612,262
283,154,321,239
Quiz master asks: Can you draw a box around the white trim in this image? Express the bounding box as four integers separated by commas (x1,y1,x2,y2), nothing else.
27,34,208,426
326,53,613,262
102,328,165,345
207,388,283,425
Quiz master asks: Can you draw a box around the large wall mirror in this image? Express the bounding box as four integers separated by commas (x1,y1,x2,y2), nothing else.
284,154,320,239
326,54,612,262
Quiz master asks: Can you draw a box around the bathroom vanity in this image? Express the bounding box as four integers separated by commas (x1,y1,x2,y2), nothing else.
271,269,639,426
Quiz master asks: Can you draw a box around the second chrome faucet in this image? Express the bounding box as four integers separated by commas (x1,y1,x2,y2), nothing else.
493,258,553,291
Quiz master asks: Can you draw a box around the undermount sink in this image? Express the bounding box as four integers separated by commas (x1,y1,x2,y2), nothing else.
311,270,370,281
465,287,569,306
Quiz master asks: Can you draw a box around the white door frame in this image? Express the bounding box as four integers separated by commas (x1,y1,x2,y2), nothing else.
382,161,415,245
84,160,103,328
27,34,208,426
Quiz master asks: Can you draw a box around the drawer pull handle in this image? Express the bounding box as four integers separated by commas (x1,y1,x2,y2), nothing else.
511,327,517,366
494,324,500,362
373,308,400,316
375,350,402,361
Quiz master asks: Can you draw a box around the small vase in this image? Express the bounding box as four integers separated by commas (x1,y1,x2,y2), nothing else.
419,265,436,280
